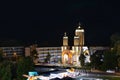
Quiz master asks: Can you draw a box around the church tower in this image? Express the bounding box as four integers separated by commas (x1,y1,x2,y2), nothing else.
61,32,69,51
75,22,84,46
72,22,85,66
61,22,88,67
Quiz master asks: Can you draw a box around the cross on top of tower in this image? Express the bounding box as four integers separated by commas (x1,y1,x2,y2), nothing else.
75,22,84,32
78,22,81,29
64,32,67,36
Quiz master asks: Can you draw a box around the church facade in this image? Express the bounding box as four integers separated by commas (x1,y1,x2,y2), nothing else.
61,23,90,67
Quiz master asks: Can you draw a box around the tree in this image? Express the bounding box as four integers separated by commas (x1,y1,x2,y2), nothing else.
110,33,120,47
0,48,3,62
44,52,51,63
17,56,34,80
101,50,117,71
31,49,38,64
118,56,120,68
31,49,38,58
79,53,85,67
114,41,120,56
2,64,12,80
110,33,120,69
90,50,105,69
0,61,12,80
110,33,120,55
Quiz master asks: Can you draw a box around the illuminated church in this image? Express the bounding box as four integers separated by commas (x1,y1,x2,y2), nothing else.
61,23,90,67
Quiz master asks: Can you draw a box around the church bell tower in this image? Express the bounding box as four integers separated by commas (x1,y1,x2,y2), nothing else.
61,22,86,67
75,22,84,46
72,22,85,66
61,32,69,51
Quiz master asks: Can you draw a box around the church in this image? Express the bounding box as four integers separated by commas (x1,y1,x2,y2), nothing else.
61,23,90,67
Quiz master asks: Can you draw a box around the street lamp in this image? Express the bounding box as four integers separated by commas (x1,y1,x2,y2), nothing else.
13,52,17,61
13,52,17,56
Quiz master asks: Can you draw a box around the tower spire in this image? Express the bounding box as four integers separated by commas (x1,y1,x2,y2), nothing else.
64,32,67,36
78,22,81,28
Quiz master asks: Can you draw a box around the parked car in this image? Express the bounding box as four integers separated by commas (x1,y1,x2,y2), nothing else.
106,70,115,73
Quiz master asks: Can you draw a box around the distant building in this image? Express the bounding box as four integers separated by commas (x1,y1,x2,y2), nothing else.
25,47,31,57
36,47,61,63
89,46,110,55
25,46,61,63
25,44,38,57
1,47,24,57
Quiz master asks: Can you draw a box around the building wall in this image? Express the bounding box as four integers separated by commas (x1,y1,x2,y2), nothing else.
36,47,62,63
25,47,62,63
74,36,79,46
75,28,84,46
89,46,110,55
25,47,31,57
1,47,24,57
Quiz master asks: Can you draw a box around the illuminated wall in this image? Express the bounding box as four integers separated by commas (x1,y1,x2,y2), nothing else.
75,25,84,46
74,36,79,46
61,23,86,66
63,32,68,46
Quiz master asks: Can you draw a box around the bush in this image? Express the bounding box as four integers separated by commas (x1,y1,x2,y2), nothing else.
0,61,12,80
16,56,34,80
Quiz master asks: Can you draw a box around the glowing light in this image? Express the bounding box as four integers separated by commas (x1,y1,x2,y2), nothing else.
78,26,81,28
63,37,68,38
76,29,84,32
74,36,79,38
64,54,68,61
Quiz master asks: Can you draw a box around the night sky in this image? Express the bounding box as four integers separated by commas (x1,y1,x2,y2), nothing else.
1,0,120,46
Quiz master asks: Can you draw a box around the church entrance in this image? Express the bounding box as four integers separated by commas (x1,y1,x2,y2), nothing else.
62,50,73,64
